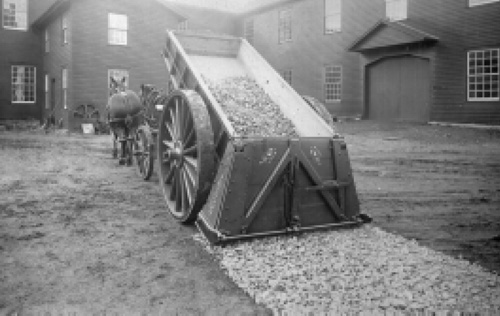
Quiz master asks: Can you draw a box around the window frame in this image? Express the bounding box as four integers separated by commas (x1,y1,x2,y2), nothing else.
44,29,50,53
385,0,408,22
281,69,292,85
62,68,68,109
62,14,69,45
2,0,28,31
278,8,292,44
177,20,188,31
45,74,50,109
324,65,342,103
244,18,254,44
467,48,499,102
324,0,341,34
469,0,500,6
108,13,128,46
11,65,36,104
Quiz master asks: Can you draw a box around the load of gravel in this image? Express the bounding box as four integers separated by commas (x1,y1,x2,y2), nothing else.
205,76,299,138
194,226,500,314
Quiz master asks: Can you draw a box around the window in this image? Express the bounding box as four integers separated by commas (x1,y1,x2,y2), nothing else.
325,65,342,102
244,18,254,44
177,20,188,31
278,9,291,43
469,0,500,6
62,68,68,109
3,0,27,30
386,0,407,21
325,0,341,33
45,29,50,53
108,69,129,96
62,15,69,44
11,66,36,103
45,74,50,109
468,48,499,101
108,13,128,45
281,69,292,85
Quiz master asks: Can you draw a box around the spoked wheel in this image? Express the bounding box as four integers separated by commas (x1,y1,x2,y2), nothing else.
157,90,215,223
134,125,155,180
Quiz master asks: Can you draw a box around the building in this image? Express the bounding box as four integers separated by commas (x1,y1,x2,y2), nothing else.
241,0,500,123
0,0,57,121
1,0,238,129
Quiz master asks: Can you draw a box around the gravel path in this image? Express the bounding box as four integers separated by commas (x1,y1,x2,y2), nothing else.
195,226,500,314
205,76,299,137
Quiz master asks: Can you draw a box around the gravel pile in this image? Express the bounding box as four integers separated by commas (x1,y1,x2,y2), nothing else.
205,76,299,137
194,226,500,314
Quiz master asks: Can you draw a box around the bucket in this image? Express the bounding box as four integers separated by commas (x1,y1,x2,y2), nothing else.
82,123,95,134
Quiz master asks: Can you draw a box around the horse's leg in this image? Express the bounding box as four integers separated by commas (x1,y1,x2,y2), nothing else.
112,131,118,159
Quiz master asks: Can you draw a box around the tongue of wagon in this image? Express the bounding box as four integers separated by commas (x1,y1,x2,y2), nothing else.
196,136,369,244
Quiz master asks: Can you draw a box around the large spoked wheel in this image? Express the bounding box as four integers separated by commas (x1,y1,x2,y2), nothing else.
157,90,215,223
134,125,155,180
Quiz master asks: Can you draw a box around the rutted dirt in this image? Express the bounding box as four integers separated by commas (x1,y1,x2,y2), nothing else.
0,120,499,313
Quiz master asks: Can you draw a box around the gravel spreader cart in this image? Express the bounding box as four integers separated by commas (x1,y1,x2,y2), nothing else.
156,30,370,244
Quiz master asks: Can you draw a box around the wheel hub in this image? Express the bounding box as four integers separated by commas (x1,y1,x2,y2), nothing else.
168,141,184,163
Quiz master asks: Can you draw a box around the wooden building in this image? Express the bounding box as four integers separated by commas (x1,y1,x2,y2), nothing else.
0,0,57,121
241,0,500,123
1,0,238,129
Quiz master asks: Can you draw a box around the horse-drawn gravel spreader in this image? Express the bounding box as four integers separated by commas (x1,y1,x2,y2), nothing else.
137,30,370,244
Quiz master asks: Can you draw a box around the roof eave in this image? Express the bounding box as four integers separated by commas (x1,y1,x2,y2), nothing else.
32,0,70,30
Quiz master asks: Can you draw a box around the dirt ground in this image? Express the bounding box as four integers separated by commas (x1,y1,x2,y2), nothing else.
0,121,499,314
336,121,500,274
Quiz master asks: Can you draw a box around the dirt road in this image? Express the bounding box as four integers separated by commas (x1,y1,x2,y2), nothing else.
0,132,271,315
0,121,499,313
337,121,500,274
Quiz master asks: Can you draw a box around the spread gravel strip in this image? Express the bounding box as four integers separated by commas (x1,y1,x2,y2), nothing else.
194,226,500,314
205,76,299,138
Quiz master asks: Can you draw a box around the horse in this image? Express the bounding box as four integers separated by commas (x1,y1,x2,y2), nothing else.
107,81,142,165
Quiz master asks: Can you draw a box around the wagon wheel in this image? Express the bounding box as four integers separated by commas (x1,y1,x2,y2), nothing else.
157,90,215,223
134,125,155,180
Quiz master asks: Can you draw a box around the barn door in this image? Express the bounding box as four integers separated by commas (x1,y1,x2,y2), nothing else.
367,56,430,121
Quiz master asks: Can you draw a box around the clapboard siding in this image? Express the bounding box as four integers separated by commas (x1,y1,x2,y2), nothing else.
243,0,385,116
243,0,500,123
0,0,57,120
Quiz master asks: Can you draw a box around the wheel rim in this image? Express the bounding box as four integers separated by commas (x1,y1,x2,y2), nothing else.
134,128,153,180
157,90,215,223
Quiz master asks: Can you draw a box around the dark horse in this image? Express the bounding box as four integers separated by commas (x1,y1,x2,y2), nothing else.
107,88,142,165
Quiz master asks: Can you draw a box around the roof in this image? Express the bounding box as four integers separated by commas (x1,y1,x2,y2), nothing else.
349,20,439,52
32,0,187,29
31,0,69,29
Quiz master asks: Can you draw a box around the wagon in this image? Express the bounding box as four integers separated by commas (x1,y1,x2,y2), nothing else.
143,30,370,244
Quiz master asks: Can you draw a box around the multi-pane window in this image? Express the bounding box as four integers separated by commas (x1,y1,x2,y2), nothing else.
11,66,36,103
62,15,69,44
281,69,292,85
2,0,27,30
325,0,341,33
244,18,254,45
45,29,50,53
325,65,342,102
278,9,291,43
467,48,499,101
386,0,407,21
177,20,188,31
108,69,129,96
62,68,68,109
469,0,500,6
108,13,128,45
